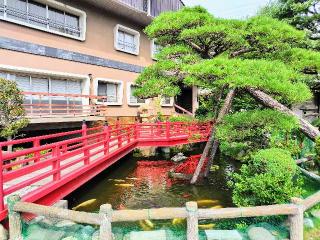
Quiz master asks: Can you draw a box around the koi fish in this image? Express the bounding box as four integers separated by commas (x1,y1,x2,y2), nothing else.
199,223,216,230
197,199,220,207
72,199,97,211
139,220,154,231
115,183,134,187
172,218,185,225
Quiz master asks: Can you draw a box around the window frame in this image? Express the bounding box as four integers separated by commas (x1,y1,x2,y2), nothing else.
127,82,146,106
0,0,87,41
161,96,174,107
114,24,140,55
151,39,161,60
94,78,124,106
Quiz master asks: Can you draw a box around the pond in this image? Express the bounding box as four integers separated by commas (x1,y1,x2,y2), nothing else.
66,145,240,212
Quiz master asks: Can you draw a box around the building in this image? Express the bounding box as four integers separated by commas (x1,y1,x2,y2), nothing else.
0,0,199,131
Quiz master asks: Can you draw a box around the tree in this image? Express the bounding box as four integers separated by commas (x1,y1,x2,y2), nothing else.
230,148,303,206
134,7,320,184
260,0,320,40
0,78,29,151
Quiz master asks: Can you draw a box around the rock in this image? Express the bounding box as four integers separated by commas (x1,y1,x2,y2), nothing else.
171,153,187,162
55,220,77,228
61,237,77,240
248,227,275,240
0,224,8,240
92,231,99,240
311,210,320,219
205,230,242,240
25,225,65,240
304,218,314,228
80,225,95,236
125,230,167,240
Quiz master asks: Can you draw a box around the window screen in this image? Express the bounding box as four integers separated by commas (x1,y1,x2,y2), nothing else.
0,0,4,17
98,82,118,103
118,30,136,53
48,7,65,33
28,0,47,28
65,13,80,37
15,75,31,92
7,0,27,21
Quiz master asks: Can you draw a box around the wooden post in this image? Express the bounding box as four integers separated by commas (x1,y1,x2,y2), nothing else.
290,198,304,240
186,201,198,240
33,139,40,163
99,204,113,240
166,120,170,139
8,195,22,240
53,145,61,181
82,120,89,165
103,122,110,155
0,148,4,211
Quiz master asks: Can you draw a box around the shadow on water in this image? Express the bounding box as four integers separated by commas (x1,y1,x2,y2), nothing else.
66,144,241,213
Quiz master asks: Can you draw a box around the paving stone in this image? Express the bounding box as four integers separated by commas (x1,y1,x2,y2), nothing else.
304,218,314,228
205,230,242,240
248,227,275,240
25,225,65,240
127,230,167,240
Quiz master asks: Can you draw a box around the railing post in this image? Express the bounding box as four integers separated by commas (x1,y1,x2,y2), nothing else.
99,204,113,240
134,119,139,140
82,120,89,165
53,145,61,181
117,118,122,148
103,122,110,155
8,195,22,240
290,198,304,240
0,148,4,211
186,201,198,240
33,139,41,163
166,119,170,139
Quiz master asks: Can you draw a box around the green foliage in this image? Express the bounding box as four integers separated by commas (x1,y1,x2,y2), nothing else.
0,78,29,138
168,115,194,122
216,110,299,160
260,0,320,39
230,148,303,206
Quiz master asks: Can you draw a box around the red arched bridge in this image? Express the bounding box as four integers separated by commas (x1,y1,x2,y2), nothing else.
0,121,211,220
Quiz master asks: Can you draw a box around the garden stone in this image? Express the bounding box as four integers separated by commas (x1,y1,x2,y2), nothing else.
61,237,77,240
248,227,275,240
171,153,187,162
0,224,8,240
205,230,242,240
55,220,77,228
25,225,65,240
311,210,320,219
304,218,314,228
92,230,99,240
125,230,167,240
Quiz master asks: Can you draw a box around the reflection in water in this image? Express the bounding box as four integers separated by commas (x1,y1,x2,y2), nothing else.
67,152,241,213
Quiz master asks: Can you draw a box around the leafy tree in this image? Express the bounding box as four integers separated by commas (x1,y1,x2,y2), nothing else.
216,110,300,161
0,78,29,151
260,0,320,40
134,6,320,188
230,148,303,206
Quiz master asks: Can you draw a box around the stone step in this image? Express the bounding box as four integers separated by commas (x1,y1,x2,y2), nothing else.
205,230,242,240
126,230,167,240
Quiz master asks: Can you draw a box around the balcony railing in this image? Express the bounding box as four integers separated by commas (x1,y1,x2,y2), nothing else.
21,92,108,118
118,0,184,17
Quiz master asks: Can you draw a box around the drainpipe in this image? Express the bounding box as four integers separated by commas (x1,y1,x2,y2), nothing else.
88,74,94,105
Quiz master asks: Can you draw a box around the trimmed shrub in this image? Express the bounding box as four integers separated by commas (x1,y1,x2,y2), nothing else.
230,148,303,206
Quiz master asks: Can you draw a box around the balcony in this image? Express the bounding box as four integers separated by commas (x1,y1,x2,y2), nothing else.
119,0,184,17
22,92,108,124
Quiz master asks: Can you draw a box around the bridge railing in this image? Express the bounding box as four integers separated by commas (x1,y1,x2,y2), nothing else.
0,121,211,219
7,191,320,240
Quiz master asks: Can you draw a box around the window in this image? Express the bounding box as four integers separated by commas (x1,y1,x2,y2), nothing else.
114,24,140,55
161,96,174,107
128,84,145,106
151,40,162,59
96,79,123,105
0,0,86,40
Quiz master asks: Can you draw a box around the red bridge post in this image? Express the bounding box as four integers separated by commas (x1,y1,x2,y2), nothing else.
134,119,139,140
166,119,170,139
33,139,40,163
82,120,89,165
103,122,110,155
53,145,61,181
0,148,4,211
117,118,122,148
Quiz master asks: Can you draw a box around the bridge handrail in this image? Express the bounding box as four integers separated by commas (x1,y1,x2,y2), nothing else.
0,121,211,219
7,191,320,240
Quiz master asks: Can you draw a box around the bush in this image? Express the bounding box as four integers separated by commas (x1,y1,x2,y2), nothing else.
216,109,299,161
230,148,303,207
168,115,195,122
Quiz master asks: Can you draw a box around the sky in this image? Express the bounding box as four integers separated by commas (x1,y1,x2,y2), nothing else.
183,0,271,19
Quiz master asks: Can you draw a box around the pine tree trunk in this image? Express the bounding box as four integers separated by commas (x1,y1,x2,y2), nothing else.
247,87,320,140
190,89,236,184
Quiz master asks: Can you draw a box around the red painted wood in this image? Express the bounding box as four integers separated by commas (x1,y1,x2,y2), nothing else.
0,121,211,220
